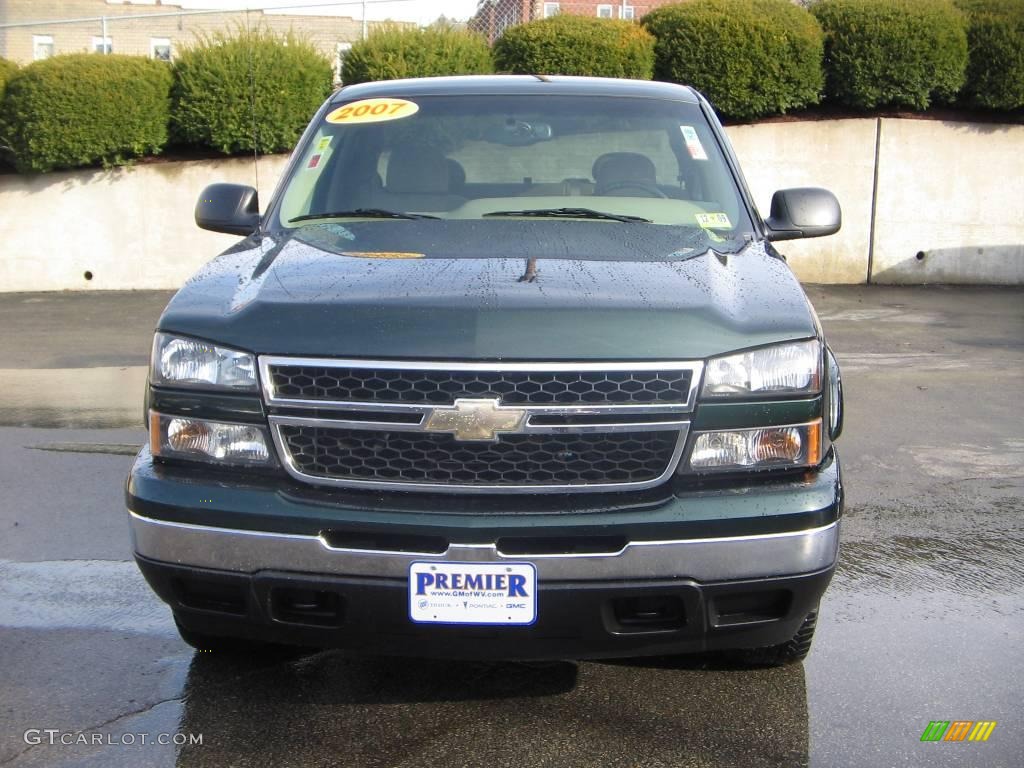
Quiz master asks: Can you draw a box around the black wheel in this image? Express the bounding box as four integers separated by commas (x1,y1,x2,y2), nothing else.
734,608,818,667
173,615,294,657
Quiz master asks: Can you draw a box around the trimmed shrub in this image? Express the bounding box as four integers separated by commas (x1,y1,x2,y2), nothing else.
812,0,968,110
493,15,655,79
0,57,18,103
172,28,333,155
0,54,171,173
955,0,1024,109
642,0,824,121
341,24,493,85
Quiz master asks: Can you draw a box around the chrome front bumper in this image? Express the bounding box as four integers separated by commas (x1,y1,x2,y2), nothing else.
130,512,839,583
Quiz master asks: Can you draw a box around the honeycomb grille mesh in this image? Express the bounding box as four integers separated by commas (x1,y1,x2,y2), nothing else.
278,426,678,487
268,366,692,406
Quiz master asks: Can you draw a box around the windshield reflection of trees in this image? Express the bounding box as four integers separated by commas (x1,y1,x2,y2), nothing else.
175,651,807,766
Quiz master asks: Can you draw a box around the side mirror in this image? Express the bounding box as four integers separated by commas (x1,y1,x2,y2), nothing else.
764,187,841,241
195,183,260,236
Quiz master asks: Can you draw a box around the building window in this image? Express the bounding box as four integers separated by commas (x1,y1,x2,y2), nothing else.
92,36,113,54
620,5,635,20
543,2,560,18
150,37,171,61
33,35,54,60
597,5,613,18
335,42,352,83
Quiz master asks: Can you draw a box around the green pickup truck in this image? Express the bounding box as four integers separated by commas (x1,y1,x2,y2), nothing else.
129,75,844,665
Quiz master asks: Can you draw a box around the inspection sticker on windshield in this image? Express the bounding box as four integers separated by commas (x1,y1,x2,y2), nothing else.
326,98,419,125
695,212,732,229
409,562,537,625
315,136,332,151
680,125,709,160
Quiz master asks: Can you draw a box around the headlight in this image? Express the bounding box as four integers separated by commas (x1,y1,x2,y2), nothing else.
688,420,821,472
150,412,275,466
702,340,821,398
151,333,257,391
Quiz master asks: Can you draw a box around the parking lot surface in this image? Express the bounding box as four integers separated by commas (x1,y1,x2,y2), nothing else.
0,285,1021,767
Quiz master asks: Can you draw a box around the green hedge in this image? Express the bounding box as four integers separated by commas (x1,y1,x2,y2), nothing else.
171,28,333,154
341,24,493,85
0,57,18,104
642,0,823,121
493,15,654,79
0,54,171,173
955,0,1024,109
812,0,968,110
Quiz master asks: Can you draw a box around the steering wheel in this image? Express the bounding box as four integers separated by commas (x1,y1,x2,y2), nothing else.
598,180,668,198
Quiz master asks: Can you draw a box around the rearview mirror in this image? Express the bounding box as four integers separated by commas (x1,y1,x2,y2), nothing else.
485,119,553,146
764,187,841,241
195,183,260,236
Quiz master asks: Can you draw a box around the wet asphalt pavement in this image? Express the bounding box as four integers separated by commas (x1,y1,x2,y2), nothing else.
0,286,1021,767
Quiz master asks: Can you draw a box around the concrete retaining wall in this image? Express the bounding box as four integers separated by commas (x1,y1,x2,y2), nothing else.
730,118,1024,285
727,119,878,284
0,155,289,293
870,119,1024,284
0,117,1021,291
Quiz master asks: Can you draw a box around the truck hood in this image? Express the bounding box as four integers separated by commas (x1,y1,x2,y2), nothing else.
159,220,818,360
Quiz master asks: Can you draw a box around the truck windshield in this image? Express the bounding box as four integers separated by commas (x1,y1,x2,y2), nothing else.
275,94,752,236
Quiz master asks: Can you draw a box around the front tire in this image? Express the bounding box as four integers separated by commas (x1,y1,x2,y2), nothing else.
734,608,818,667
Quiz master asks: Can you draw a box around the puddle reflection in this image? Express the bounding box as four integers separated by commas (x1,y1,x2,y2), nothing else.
837,523,1024,599
0,366,146,428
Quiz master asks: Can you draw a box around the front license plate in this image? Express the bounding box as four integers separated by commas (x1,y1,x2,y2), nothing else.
408,561,537,626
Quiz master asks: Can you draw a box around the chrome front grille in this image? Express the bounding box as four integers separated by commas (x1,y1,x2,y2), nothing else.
260,358,701,494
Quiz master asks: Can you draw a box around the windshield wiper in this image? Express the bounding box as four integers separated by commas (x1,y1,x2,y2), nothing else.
290,208,440,223
483,207,651,223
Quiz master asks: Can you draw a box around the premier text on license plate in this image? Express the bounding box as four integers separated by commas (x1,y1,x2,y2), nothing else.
408,561,537,625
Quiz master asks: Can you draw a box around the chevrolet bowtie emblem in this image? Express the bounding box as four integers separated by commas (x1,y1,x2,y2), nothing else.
422,398,527,441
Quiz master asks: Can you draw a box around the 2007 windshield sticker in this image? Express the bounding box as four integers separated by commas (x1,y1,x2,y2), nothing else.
326,98,419,125
680,125,709,161
695,212,732,229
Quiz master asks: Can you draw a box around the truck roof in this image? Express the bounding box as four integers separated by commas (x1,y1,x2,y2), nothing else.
332,75,700,104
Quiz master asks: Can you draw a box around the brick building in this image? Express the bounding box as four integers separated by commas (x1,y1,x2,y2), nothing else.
0,0,384,76
470,0,678,41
